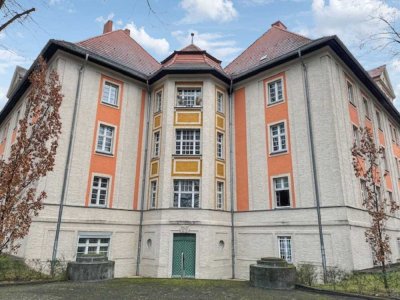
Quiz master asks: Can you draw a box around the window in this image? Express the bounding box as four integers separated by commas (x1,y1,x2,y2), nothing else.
363,98,370,119
90,176,109,206
175,129,201,155
376,111,382,130
153,131,160,157
154,90,162,113
347,81,354,104
14,110,20,129
216,181,224,209
101,81,119,106
397,238,400,257
177,88,202,107
150,180,157,209
396,158,400,178
96,124,114,154
388,191,393,204
217,91,224,113
360,180,367,204
274,177,290,207
392,125,398,144
77,237,110,257
268,79,283,104
173,180,200,208
353,125,360,147
270,123,287,153
216,132,224,159
278,236,292,263
382,149,389,171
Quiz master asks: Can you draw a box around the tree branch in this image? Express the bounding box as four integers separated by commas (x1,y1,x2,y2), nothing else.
0,7,35,32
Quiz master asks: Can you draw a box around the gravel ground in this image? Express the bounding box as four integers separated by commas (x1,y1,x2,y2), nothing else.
0,278,360,300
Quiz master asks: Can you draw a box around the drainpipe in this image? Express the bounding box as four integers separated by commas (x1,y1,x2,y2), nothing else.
136,80,152,276
298,49,328,283
228,78,236,279
51,53,89,275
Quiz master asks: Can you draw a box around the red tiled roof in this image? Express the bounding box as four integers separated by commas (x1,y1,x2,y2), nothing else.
224,24,312,76
77,30,161,76
161,43,225,72
368,65,385,79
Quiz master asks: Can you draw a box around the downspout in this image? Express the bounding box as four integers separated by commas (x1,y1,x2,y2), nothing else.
51,53,89,274
135,80,151,276
298,49,328,283
228,78,236,279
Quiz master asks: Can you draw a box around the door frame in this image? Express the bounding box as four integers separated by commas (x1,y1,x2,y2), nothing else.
169,231,198,278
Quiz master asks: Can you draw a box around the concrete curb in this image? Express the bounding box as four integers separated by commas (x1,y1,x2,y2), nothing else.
0,279,64,288
296,284,400,300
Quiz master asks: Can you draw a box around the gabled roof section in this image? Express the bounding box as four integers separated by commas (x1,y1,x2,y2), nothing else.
77,29,161,76
161,43,224,72
224,21,312,76
368,65,395,101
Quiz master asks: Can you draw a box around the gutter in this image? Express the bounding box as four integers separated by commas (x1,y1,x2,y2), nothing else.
51,53,89,274
298,49,328,283
228,78,236,279
135,80,152,276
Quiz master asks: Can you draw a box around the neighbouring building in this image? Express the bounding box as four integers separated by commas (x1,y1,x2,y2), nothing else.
1,20,400,279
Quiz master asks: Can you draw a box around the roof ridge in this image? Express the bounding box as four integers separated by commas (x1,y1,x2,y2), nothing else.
273,25,312,41
76,30,117,45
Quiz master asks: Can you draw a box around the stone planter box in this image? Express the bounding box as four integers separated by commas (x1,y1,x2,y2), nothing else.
67,256,114,281
250,257,296,290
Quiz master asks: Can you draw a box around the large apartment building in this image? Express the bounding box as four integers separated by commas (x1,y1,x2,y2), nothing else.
1,20,400,279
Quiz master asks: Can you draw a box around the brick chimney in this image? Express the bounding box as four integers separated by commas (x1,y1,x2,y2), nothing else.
103,20,113,34
271,20,287,30
124,28,131,36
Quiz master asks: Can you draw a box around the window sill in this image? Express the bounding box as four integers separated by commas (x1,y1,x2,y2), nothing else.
174,106,202,110
275,206,292,209
270,150,288,156
216,157,225,162
378,128,383,132
153,110,162,116
267,99,285,107
172,154,202,159
100,101,119,109
216,111,225,117
88,205,107,208
95,151,114,157
349,101,357,108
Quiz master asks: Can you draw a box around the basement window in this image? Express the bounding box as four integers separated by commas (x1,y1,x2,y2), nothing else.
77,236,110,258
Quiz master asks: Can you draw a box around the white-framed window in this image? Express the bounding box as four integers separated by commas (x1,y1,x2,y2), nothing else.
217,91,224,113
96,124,115,154
77,236,110,257
177,88,202,107
101,81,119,106
347,81,355,104
14,109,20,129
216,132,224,159
274,177,290,207
149,180,157,209
396,158,400,179
268,79,283,104
154,90,162,113
270,122,287,153
175,129,201,155
90,176,109,207
392,125,398,144
153,131,160,157
388,191,393,204
173,179,200,208
397,238,400,257
376,110,382,130
278,236,292,263
353,125,360,147
363,97,370,119
382,148,389,171
360,179,367,203
216,181,224,210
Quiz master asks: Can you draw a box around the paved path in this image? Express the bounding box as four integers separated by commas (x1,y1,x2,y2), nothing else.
0,278,360,300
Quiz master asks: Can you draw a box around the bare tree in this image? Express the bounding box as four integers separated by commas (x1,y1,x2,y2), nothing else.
352,127,399,291
0,0,35,32
0,57,63,254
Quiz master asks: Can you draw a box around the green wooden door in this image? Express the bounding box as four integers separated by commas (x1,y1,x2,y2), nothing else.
172,234,196,278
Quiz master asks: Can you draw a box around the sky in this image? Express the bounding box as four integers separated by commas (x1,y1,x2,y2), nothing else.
1,0,400,109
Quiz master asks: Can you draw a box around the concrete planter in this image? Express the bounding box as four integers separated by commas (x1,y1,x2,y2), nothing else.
67,256,114,281
250,257,296,290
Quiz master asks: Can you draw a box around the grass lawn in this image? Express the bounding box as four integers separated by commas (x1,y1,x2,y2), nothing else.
0,278,361,300
0,255,51,282
318,269,400,298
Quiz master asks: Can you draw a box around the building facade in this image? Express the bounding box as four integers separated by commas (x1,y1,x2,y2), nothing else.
1,20,400,279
